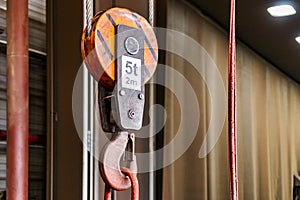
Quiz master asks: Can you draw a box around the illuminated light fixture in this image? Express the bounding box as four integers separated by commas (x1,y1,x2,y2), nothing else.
267,5,296,17
296,36,300,44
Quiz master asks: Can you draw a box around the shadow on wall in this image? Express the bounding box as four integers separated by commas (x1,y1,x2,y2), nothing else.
294,175,300,200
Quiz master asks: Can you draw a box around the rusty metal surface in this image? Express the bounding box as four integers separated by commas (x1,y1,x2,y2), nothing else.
6,0,29,199
81,8,158,89
104,184,112,200
121,168,139,200
228,0,238,199
104,168,139,200
100,131,137,191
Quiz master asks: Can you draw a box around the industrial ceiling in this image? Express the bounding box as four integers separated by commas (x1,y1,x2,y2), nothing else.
190,0,300,83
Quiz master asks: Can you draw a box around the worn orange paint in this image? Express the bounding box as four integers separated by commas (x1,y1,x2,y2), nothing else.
81,7,158,90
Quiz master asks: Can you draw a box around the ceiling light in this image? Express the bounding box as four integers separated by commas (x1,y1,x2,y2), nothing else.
296,36,300,44
267,5,296,17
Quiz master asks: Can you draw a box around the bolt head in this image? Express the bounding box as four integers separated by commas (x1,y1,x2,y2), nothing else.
125,37,139,55
138,93,144,100
128,109,136,119
119,90,126,96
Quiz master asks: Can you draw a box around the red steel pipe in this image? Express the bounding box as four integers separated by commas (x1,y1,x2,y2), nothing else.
228,0,238,199
7,0,29,199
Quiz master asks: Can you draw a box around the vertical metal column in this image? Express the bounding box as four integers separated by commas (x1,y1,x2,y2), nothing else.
228,0,238,199
7,0,29,199
82,0,94,199
148,1,155,200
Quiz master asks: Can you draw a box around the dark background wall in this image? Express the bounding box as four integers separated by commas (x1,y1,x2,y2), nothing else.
49,0,83,199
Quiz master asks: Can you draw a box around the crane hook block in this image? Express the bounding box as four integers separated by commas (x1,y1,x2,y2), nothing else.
81,7,158,90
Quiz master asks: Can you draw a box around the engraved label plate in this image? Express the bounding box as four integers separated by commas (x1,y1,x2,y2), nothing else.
121,55,142,91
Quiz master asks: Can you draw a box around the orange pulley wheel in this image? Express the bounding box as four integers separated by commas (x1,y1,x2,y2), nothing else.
81,7,158,90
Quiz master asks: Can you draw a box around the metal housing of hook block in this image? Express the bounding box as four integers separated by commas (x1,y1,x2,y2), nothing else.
112,24,145,130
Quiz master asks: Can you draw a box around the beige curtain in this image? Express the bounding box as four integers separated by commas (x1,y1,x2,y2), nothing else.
163,0,300,199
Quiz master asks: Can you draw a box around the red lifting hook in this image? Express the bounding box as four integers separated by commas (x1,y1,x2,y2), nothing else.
100,131,138,195
105,168,139,200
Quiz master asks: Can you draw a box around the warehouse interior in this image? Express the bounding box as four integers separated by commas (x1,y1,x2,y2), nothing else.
1,0,300,199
